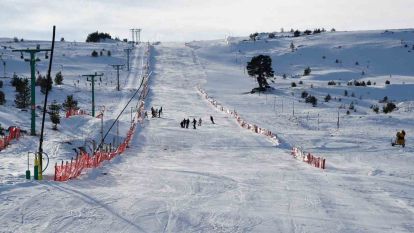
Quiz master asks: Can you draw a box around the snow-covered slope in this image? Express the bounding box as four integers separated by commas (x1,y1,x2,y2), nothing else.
1,30,414,232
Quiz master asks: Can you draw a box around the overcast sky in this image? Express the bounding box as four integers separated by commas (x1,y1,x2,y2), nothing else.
0,0,413,42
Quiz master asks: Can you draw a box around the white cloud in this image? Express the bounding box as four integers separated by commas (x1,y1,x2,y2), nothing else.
0,0,413,41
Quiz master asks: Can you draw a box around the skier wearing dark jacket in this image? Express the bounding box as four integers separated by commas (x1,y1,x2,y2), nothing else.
193,118,197,129
210,115,215,124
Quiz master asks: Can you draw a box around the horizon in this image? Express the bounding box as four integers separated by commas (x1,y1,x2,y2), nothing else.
1,0,414,42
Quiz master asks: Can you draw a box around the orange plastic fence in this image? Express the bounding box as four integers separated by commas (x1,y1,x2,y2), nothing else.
291,147,326,169
55,45,151,181
0,127,22,151
65,109,89,118
197,86,279,144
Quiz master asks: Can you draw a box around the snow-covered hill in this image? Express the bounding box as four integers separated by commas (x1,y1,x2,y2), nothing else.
1,30,414,232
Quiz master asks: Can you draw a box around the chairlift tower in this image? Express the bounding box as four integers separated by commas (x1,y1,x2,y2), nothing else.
82,72,103,117
110,64,124,91
124,48,132,71
12,48,52,136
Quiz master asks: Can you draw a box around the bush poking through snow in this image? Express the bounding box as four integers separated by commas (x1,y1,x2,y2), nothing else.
383,102,397,113
379,96,388,103
303,67,311,76
301,91,309,98
324,94,331,102
0,91,5,105
372,105,379,113
328,80,336,85
305,95,317,106
291,82,297,87
91,50,98,57
385,80,391,85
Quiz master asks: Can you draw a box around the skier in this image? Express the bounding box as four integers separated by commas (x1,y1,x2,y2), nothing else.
210,115,215,124
180,120,184,128
151,107,155,118
185,119,190,129
144,111,148,119
193,118,197,129
158,107,162,118
198,118,202,126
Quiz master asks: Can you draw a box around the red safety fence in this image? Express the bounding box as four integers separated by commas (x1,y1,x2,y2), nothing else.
54,121,138,181
197,86,279,144
291,147,326,169
0,126,22,151
66,106,106,119
65,108,89,118
55,44,152,181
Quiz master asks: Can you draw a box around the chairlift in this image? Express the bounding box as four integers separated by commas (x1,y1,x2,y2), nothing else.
45,52,49,59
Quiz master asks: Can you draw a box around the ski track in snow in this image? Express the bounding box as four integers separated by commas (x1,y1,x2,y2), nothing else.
0,31,414,232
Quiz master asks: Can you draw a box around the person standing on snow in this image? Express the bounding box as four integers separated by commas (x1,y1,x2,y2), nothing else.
193,118,197,129
185,119,190,128
210,115,215,124
198,118,202,126
158,107,162,118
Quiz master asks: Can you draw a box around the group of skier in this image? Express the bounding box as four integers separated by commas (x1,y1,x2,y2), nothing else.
150,106,162,118
180,116,215,129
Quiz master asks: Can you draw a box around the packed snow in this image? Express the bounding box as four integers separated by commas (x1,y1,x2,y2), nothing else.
0,29,414,232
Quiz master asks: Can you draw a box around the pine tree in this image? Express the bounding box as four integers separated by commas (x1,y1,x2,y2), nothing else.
62,95,78,111
48,100,61,130
246,55,274,91
15,78,30,108
40,75,52,94
54,71,63,85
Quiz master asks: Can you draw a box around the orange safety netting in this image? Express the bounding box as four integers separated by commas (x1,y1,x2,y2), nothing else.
65,108,89,118
55,46,151,181
0,126,22,151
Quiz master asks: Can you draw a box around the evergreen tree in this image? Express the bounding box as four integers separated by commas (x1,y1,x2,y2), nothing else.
293,30,301,37
246,55,274,91
40,75,52,94
54,71,63,85
48,100,61,130
62,95,78,111
15,78,30,108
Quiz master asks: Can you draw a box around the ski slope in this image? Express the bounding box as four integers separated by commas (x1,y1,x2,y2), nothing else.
0,38,413,232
